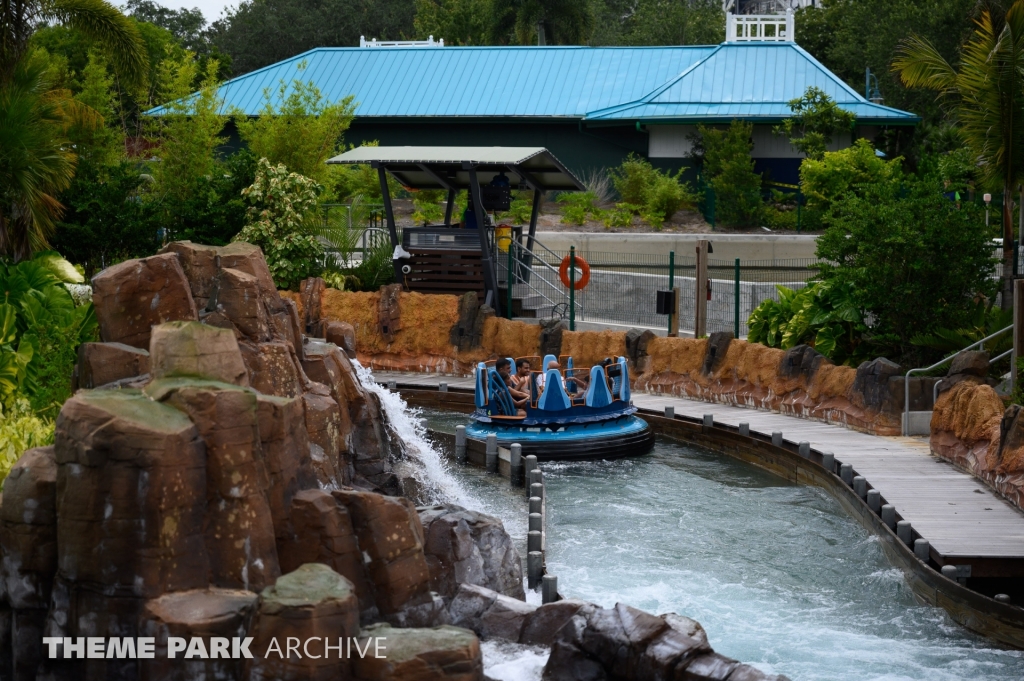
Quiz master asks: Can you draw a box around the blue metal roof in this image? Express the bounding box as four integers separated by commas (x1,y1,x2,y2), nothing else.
147,43,917,124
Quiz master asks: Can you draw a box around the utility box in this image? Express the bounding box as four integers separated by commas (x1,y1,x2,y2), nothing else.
656,289,677,315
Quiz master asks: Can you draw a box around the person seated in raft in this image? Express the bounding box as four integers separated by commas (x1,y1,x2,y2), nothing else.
513,358,532,389
538,360,588,392
496,358,529,414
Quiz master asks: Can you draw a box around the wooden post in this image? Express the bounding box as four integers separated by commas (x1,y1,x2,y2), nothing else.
1015,279,1024,392
669,286,680,337
695,239,709,338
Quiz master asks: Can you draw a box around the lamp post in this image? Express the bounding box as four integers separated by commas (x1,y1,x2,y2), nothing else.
985,193,992,228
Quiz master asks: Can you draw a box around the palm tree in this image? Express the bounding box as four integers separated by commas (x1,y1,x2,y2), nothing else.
1,0,147,85
893,2,1024,309
0,0,147,260
489,0,594,46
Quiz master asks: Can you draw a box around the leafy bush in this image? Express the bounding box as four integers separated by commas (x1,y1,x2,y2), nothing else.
774,87,855,160
557,191,598,225
747,280,870,366
800,139,902,229
697,121,763,227
411,189,447,224
503,191,534,224
0,399,54,484
608,154,696,226
815,177,995,365
0,253,97,415
235,158,325,290
910,300,1011,365
601,204,637,228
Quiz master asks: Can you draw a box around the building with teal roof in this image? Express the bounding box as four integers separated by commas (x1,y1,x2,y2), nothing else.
149,35,918,184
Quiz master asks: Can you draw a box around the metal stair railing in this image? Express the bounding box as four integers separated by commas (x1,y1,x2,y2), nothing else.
500,239,579,321
904,324,1013,435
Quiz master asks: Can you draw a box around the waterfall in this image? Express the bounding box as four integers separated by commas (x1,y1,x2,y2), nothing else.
353,360,481,508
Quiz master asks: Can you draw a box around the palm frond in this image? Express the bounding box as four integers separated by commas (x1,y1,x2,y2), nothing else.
40,0,148,86
892,34,958,92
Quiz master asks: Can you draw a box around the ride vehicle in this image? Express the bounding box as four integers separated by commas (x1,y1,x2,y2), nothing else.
465,354,654,460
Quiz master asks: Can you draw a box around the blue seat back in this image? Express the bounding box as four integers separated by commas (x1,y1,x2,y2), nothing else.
542,354,557,372
487,367,516,416
617,356,630,402
585,366,614,408
538,369,571,411
475,362,487,408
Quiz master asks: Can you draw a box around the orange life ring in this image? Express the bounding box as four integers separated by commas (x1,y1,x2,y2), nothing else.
559,255,590,290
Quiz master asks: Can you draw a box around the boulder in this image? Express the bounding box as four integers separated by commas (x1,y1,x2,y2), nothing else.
625,328,657,370
539,318,567,359
249,564,360,681
149,321,249,386
450,292,489,352
0,447,57,680
92,252,198,349
418,504,525,600
677,653,739,680
326,320,357,358
159,241,220,309
302,392,345,488
279,490,376,616
217,242,285,313
139,588,258,681
777,344,827,383
240,341,306,398
257,394,318,545
351,623,483,681
300,277,327,336
448,584,534,642
702,332,734,375
948,350,990,378
521,599,593,646
145,378,280,592
207,267,271,341
850,357,902,411
333,490,433,615
75,342,150,390
50,390,208,655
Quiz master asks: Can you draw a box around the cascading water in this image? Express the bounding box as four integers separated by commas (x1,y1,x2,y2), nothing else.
353,361,481,508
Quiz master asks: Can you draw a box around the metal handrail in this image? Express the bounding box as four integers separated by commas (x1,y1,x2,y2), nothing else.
904,324,1013,435
931,346,1014,407
504,241,579,319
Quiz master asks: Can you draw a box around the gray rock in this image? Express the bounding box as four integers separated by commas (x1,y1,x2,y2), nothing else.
702,332,735,375
778,343,828,382
419,504,525,600
449,583,497,630
540,318,567,358
383,591,452,629
851,357,903,410
521,599,593,645
479,593,536,641
948,350,989,378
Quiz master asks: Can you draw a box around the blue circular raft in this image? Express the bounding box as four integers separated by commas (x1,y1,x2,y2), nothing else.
465,415,654,461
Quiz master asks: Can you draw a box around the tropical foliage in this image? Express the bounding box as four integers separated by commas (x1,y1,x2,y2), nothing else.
775,86,856,160
695,121,762,227
607,154,696,227
235,158,325,290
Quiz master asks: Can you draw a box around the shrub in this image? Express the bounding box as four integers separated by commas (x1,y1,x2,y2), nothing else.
0,398,54,485
608,155,696,226
601,204,637,228
503,191,534,224
610,154,658,205
774,86,855,160
697,120,762,227
557,191,598,225
800,139,902,229
411,189,447,224
235,158,325,290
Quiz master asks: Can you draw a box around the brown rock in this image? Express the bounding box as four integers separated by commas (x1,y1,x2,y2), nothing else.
218,242,287,315
539,317,567,359
326,320,357,357
280,490,376,615
207,267,271,341
159,241,220,309
351,623,483,681
146,378,280,591
448,584,534,641
702,332,734,375
378,283,403,343
521,600,593,646
0,447,57,681
49,390,208,659
149,321,249,386
300,277,326,336
240,341,306,398
92,252,198,349
249,564,360,681
777,344,827,384
76,342,150,389
677,653,739,680
948,350,990,378
303,392,345,488
140,588,258,681
419,504,524,600
257,394,318,545
333,490,432,614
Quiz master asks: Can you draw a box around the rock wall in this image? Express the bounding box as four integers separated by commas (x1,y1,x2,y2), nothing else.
930,381,1024,511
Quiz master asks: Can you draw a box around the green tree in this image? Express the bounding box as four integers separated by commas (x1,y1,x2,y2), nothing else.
815,178,996,364
620,0,723,46
235,158,325,290
893,1,1024,309
212,0,415,76
697,120,762,227
799,139,902,227
489,0,594,45
414,0,490,44
775,86,856,160
233,64,354,187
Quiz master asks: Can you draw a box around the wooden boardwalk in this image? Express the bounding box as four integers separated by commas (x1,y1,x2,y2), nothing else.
375,370,1024,577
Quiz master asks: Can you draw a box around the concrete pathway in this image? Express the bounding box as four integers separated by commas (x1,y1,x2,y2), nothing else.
374,370,1024,575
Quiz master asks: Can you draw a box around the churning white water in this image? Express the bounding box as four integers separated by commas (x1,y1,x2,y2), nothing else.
418,409,1024,681
352,361,480,507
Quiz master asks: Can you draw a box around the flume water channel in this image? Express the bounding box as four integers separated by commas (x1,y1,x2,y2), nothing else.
417,407,1024,681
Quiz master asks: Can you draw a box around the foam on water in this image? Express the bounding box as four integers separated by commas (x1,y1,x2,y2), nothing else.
481,641,549,681
352,362,480,508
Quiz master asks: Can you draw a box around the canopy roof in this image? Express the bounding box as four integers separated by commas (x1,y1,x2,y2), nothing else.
326,146,585,191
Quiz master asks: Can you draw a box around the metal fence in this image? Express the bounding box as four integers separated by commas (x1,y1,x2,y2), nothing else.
498,244,820,337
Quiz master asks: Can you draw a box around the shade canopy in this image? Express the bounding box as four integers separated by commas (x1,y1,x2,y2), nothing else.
325,146,585,191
